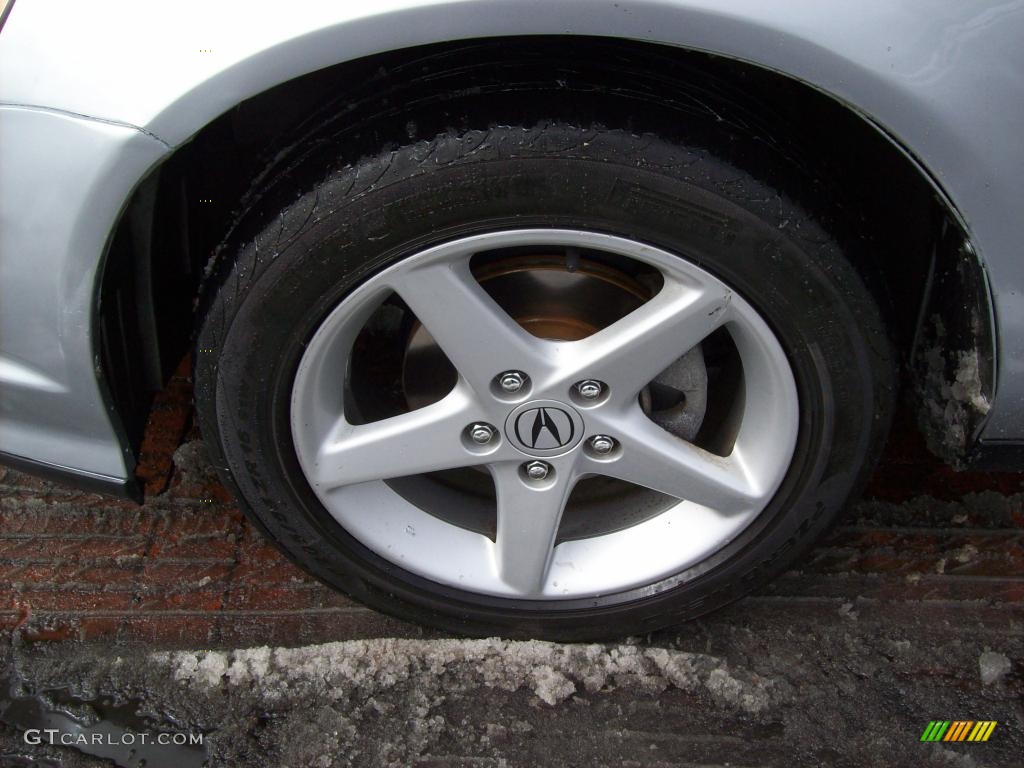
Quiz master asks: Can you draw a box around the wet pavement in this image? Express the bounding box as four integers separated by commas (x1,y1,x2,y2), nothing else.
0,364,1021,766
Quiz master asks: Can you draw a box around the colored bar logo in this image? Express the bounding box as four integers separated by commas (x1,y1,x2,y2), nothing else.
920,721,997,742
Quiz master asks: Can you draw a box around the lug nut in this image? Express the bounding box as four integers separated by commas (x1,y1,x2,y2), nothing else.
588,435,616,456
498,371,527,394
575,379,605,401
468,423,496,445
524,461,551,481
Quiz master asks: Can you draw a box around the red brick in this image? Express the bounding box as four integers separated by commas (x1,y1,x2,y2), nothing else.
148,505,245,537
214,609,426,647
0,486,141,513
763,573,1024,603
146,534,237,560
0,535,148,560
222,584,357,611
230,558,311,587
0,501,158,536
4,562,140,588
77,615,130,641
168,480,235,505
135,589,226,611
21,623,82,642
117,613,220,645
230,538,311,585
141,561,234,586
804,536,1024,578
11,589,137,612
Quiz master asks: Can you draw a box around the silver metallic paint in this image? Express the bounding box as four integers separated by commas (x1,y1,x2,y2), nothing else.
1,0,1022,481
0,106,167,478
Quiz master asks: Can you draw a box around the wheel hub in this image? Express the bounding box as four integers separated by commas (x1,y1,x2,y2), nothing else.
504,400,585,457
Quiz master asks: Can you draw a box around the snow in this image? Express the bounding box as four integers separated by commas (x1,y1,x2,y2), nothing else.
978,650,1012,686
156,637,783,714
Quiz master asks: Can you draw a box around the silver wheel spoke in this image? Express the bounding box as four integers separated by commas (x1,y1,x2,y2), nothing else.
591,407,762,514
388,260,551,395
490,461,577,594
313,387,489,489
565,279,732,402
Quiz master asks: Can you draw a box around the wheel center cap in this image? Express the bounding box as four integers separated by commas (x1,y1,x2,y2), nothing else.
505,400,585,457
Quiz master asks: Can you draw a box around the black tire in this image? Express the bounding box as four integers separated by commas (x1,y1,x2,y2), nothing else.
194,122,894,641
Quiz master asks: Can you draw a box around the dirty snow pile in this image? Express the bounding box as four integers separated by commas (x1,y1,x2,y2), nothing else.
156,637,785,713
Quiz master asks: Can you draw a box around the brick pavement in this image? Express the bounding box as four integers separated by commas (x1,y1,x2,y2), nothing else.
1,361,1022,648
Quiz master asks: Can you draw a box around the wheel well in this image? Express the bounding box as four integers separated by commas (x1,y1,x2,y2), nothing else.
97,35,993,465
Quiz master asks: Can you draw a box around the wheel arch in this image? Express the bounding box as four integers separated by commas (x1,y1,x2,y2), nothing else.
95,33,996,476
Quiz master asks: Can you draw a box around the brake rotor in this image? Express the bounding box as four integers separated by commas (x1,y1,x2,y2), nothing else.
401,253,708,441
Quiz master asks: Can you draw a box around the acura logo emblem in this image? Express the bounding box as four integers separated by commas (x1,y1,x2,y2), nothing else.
514,407,575,450
505,400,585,457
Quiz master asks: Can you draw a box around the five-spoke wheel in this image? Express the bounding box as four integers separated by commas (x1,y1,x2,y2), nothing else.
291,230,798,598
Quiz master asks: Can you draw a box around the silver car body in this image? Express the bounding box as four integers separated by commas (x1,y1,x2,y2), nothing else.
2,0,1023,489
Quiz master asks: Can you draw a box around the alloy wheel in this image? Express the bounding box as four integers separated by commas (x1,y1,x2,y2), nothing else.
290,229,799,599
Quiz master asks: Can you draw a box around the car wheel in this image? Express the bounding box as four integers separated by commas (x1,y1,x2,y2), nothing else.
194,122,893,640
